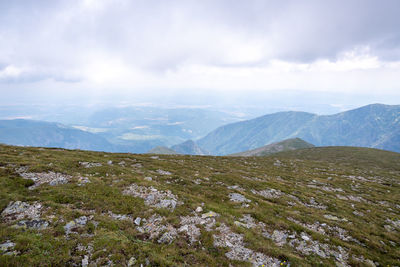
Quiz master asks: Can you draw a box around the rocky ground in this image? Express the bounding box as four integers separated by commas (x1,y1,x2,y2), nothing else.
0,145,399,266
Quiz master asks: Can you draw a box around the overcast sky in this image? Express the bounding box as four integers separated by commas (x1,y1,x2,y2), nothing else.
1,0,400,107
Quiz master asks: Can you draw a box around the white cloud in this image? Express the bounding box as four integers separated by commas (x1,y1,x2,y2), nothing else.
0,65,23,79
0,0,399,101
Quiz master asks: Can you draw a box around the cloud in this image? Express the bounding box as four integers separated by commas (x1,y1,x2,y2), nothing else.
0,0,399,99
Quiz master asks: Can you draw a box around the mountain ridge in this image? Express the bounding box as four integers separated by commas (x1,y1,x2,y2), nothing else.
229,138,315,157
171,140,210,155
197,104,400,155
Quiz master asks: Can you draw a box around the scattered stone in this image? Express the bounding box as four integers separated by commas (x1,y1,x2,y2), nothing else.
270,230,288,246
1,201,43,222
157,228,178,244
132,163,143,168
323,214,348,222
19,172,72,189
157,169,171,175
193,179,202,185
0,240,15,252
123,184,182,210
251,188,283,199
195,206,203,213
108,211,133,222
214,223,282,266
79,162,102,168
303,197,327,210
127,257,137,267
77,176,91,186
264,228,350,265
178,223,201,244
229,193,251,203
75,216,88,225
353,211,364,217
107,160,113,165
136,214,176,243
134,217,142,226
388,218,400,228
64,216,91,236
82,255,89,267
15,219,49,230
301,233,310,241
144,177,152,181
227,185,245,191
150,156,159,159
201,211,219,219
365,259,376,267
234,214,259,229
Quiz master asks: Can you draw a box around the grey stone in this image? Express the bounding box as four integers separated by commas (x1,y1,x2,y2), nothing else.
229,193,251,203
157,228,178,244
0,240,15,252
128,257,137,267
75,216,88,225
134,217,142,226
157,169,171,175
77,177,91,186
201,211,219,219
82,255,89,267
19,172,71,189
16,219,49,230
1,201,42,222
79,162,102,168
123,184,182,211
195,206,203,213
251,188,283,199
108,211,133,222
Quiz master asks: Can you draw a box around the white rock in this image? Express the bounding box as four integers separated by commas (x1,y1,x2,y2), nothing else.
82,255,89,267
195,206,203,213
134,217,142,226
127,256,137,267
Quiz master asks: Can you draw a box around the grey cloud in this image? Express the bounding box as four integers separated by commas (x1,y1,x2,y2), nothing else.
0,0,399,81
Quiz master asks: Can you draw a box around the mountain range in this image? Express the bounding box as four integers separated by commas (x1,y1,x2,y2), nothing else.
0,104,399,155
0,119,115,152
147,146,179,155
197,104,400,155
171,140,210,155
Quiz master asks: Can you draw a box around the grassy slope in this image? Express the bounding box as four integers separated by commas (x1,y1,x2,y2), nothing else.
0,145,399,266
230,138,314,157
147,146,179,155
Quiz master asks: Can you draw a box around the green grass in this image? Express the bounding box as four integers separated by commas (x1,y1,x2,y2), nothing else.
0,144,399,266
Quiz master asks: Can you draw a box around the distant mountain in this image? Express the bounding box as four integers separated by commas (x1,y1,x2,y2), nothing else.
0,119,115,152
76,106,246,153
230,138,314,157
147,146,179,155
197,104,400,155
171,140,210,155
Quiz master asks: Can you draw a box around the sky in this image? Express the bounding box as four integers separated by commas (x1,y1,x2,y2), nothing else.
0,0,400,109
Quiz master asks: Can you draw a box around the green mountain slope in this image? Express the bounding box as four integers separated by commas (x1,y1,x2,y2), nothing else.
0,145,399,266
230,138,314,156
197,104,400,155
0,119,115,152
171,140,210,155
147,146,179,155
